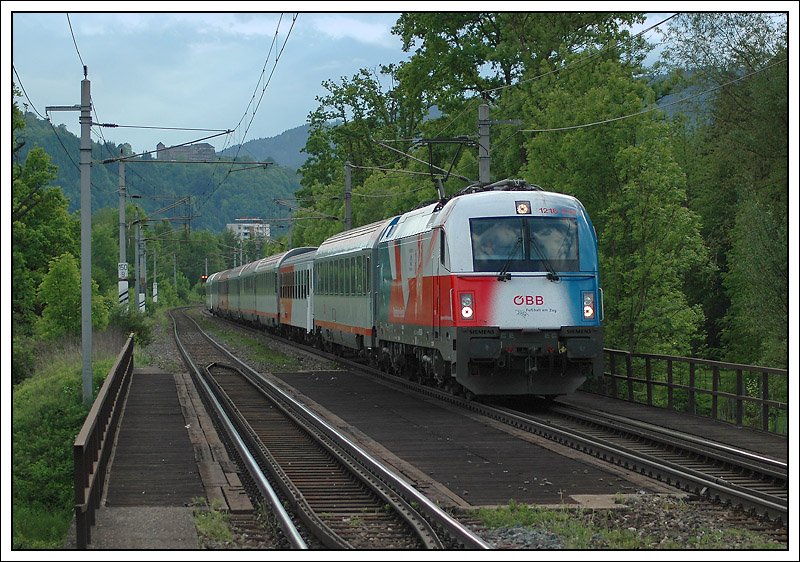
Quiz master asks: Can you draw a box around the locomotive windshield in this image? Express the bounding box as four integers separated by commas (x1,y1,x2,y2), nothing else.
470,217,579,273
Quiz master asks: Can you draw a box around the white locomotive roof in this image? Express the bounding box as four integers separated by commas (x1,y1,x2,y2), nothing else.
379,189,585,243
315,217,397,258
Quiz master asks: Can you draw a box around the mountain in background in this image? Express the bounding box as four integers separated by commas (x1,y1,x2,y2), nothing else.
218,123,310,170
16,112,302,233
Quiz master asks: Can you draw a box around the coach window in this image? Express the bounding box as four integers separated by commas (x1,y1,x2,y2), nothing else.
355,256,363,295
327,262,332,295
344,258,350,296
365,256,371,293
349,257,355,296
343,258,350,296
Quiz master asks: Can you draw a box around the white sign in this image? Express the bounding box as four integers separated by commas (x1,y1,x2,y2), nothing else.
118,262,128,280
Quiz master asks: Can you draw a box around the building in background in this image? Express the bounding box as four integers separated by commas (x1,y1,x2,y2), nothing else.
227,218,271,241
156,142,216,161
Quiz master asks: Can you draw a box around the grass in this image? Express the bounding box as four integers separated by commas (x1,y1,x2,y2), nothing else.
192,313,301,370
192,498,233,545
473,499,784,550
12,332,123,549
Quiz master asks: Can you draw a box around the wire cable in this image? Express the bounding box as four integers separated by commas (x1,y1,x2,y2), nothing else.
66,14,86,71
520,57,787,133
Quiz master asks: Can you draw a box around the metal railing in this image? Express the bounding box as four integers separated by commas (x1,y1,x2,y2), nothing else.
584,349,788,435
72,335,134,549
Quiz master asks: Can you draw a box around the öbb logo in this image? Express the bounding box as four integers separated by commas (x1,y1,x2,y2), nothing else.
514,295,544,306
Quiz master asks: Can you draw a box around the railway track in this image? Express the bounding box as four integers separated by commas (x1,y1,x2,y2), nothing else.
485,400,788,525
170,307,490,550
202,308,788,527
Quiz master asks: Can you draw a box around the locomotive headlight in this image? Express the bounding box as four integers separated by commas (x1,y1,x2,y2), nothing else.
460,292,475,320
582,291,595,320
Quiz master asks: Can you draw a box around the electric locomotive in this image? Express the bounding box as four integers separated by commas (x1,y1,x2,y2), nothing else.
205,179,603,399
372,179,603,398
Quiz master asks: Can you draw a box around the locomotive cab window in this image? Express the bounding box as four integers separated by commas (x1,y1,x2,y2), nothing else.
471,217,579,273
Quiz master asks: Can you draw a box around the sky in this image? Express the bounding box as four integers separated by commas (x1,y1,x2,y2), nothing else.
7,7,410,155
4,3,703,157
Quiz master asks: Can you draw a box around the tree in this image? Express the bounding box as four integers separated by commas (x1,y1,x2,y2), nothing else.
35,254,109,340
600,134,707,354
661,13,788,366
521,49,710,354
91,207,120,297
392,12,647,111
12,86,79,334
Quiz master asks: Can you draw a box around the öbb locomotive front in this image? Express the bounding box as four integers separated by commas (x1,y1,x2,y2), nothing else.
206,179,604,399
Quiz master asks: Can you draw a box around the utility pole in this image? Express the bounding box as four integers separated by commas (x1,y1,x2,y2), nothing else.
135,210,146,312
344,161,352,230
478,104,491,185
78,70,93,404
152,248,158,303
46,66,93,404
478,104,522,186
142,237,147,308
118,151,129,308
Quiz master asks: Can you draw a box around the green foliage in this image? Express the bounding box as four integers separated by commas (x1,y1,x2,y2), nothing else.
12,356,113,548
91,207,122,295
393,13,647,111
600,133,707,354
192,498,233,545
35,253,110,339
12,335,37,385
12,504,74,549
661,14,788,367
108,305,154,346
15,111,302,232
12,138,79,334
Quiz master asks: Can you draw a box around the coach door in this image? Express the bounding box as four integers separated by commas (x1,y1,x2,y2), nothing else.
434,227,445,341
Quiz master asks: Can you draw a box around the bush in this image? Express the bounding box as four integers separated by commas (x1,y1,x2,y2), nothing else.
12,336,36,385
108,306,154,346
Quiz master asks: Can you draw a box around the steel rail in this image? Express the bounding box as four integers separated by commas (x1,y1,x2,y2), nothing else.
169,310,309,549
188,312,491,550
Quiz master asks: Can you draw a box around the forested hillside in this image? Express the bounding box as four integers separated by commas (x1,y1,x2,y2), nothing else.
15,112,302,232
218,123,310,170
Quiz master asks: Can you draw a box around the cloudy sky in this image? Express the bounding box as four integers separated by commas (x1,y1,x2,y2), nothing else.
8,7,414,155
5,4,701,156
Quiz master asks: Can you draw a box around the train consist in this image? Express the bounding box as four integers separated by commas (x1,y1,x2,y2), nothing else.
205,179,604,398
